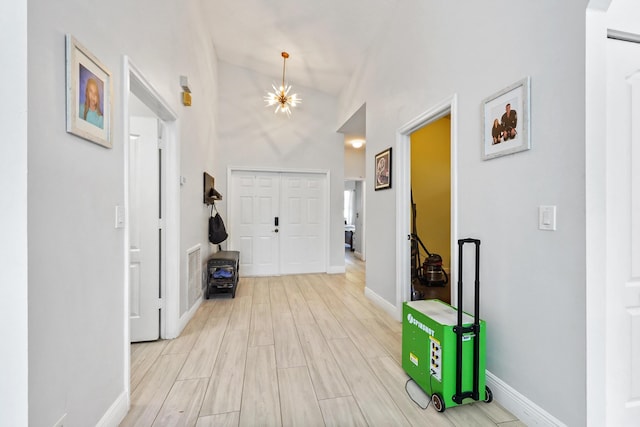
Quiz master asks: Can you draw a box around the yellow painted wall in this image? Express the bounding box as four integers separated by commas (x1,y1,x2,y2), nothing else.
410,116,451,270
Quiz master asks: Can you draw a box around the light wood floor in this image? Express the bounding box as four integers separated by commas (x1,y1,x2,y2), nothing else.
121,252,524,427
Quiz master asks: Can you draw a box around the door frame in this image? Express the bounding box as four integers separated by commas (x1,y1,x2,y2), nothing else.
586,3,640,424
344,178,366,261
122,56,179,399
395,95,458,317
227,166,331,274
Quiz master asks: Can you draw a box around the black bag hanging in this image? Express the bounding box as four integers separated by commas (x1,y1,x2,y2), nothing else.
208,203,228,244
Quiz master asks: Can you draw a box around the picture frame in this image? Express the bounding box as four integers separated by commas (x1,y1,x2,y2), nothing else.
482,77,530,160
374,147,392,191
65,34,113,148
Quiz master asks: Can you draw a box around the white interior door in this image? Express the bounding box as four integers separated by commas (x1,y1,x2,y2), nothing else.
605,37,640,424
129,116,160,342
280,173,327,274
231,171,280,276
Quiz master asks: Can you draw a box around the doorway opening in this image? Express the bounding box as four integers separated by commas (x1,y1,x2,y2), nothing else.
409,115,451,304
339,103,367,267
395,95,458,317
343,179,365,260
122,56,179,398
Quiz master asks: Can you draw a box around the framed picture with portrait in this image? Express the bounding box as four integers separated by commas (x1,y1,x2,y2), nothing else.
374,147,392,191
482,77,530,160
65,34,112,148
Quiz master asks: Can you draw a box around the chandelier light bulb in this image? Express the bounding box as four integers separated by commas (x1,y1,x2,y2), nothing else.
264,51,301,116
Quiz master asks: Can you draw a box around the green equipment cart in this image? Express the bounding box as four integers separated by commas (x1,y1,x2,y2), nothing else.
402,238,492,412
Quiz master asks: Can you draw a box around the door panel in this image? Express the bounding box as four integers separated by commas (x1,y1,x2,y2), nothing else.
280,173,326,275
129,117,160,342
231,172,280,276
605,38,640,424
230,171,327,276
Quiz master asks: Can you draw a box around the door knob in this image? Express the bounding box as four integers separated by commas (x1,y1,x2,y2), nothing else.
274,228,279,233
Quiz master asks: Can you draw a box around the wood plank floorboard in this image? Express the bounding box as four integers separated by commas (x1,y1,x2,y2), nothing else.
318,396,368,427
121,353,187,427
327,337,411,427
199,328,249,416
122,251,521,427
239,345,281,427
296,321,352,400
272,311,307,368
177,314,228,380
130,340,168,393
151,378,208,427
277,366,325,427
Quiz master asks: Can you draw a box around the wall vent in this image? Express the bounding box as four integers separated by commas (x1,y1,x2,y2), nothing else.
186,244,202,313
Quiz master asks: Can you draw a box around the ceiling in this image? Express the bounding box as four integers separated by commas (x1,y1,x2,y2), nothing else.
200,0,400,98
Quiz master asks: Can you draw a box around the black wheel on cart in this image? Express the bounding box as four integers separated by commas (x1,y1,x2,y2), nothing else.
432,393,446,412
484,385,493,403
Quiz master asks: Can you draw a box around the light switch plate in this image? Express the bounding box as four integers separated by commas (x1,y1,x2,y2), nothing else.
538,205,556,231
115,205,125,229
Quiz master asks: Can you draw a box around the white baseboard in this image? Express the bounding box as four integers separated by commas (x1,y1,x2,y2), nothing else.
364,286,401,321
486,370,566,426
177,295,202,336
327,265,346,274
354,251,364,261
96,390,128,427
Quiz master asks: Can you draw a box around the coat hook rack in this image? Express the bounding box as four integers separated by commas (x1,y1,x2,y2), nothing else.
203,172,222,205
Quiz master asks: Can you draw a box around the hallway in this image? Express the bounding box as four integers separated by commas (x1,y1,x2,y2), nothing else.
121,254,522,426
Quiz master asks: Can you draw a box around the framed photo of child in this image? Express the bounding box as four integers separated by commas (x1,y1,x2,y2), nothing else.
374,147,392,190
482,77,530,160
65,34,112,148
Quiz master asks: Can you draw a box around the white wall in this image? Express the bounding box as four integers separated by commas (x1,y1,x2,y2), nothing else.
27,0,218,425
338,1,589,425
0,1,28,425
345,145,365,179
214,61,345,271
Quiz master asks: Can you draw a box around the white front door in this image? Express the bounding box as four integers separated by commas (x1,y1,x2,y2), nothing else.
231,171,280,276
129,117,160,342
605,37,640,424
230,170,327,276
280,173,326,274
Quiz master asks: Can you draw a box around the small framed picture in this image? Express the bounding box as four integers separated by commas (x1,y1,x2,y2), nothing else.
374,147,392,191
482,77,530,160
65,34,112,148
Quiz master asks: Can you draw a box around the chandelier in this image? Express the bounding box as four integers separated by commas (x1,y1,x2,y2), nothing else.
264,51,301,116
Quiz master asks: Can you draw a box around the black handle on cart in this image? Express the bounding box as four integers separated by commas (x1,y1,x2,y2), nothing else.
453,238,481,404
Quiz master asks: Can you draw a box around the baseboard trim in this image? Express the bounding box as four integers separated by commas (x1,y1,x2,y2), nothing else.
486,370,566,426
96,390,128,427
364,286,400,321
327,265,346,274
354,251,364,261
176,295,202,337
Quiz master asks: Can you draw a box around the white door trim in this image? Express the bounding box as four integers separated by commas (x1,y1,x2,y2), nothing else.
227,166,331,274
122,56,179,401
585,7,608,425
395,95,458,318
